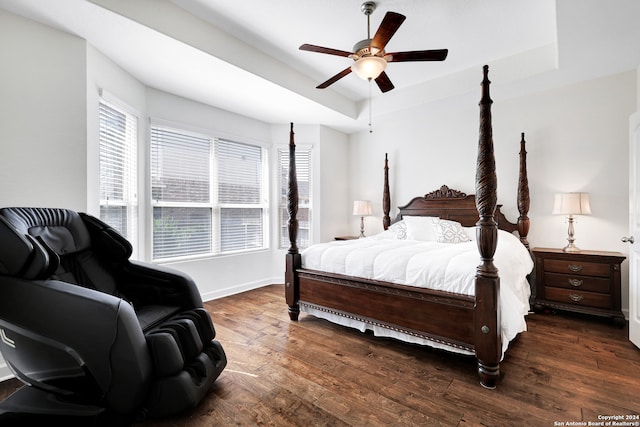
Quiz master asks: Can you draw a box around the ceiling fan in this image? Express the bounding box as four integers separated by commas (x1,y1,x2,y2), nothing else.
299,1,448,93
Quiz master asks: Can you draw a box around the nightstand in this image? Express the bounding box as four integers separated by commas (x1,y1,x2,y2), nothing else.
532,248,626,325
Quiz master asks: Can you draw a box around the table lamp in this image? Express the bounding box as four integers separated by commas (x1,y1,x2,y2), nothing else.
353,200,372,238
552,192,591,252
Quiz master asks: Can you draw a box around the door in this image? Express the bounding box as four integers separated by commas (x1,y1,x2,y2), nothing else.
628,111,640,348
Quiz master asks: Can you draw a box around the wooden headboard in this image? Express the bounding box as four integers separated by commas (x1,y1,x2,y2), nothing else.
381,131,530,248
393,185,518,234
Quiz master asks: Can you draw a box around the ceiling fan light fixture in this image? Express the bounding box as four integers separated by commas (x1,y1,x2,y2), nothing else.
299,3,447,92
351,56,387,80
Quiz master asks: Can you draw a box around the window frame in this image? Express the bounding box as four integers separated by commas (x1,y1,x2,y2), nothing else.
215,137,269,254
98,95,139,256
150,124,269,262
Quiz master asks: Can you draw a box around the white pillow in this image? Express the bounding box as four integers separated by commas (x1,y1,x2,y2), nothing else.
387,220,407,240
463,226,477,241
432,219,472,243
403,216,438,241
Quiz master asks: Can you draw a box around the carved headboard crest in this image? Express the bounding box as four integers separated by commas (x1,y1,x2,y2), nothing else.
425,185,467,200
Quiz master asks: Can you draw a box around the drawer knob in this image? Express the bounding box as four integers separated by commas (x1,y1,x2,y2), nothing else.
568,278,583,287
569,293,584,302
568,264,583,273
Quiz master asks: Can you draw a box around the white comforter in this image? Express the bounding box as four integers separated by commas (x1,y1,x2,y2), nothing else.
301,229,533,355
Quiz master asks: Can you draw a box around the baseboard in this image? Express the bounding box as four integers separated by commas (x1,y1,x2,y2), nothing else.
201,277,281,302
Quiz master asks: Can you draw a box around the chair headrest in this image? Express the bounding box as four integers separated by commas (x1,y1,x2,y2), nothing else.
79,213,132,262
0,216,56,279
0,207,91,255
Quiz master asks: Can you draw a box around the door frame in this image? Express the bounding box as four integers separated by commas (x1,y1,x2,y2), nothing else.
628,111,640,348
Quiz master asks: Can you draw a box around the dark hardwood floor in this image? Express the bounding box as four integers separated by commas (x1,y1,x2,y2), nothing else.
2,283,639,426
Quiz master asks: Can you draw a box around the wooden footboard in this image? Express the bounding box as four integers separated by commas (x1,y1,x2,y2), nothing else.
285,66,530,389
298,271,476,352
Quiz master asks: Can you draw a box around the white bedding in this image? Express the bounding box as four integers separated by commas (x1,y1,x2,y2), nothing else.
300,226,533,356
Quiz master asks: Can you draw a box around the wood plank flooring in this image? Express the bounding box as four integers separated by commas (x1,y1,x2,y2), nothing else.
2,283,640,426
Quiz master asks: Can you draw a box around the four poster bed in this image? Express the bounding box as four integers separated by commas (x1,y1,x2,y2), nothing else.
284,66,532,389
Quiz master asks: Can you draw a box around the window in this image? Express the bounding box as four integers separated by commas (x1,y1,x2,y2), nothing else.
151,127,211,259
278,147,311,250
151,125,267,260
216,140,265,252
99,99,138,249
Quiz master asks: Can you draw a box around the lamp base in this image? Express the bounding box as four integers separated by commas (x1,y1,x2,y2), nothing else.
359,216,366,238
562,215,581,252
562,243,581,252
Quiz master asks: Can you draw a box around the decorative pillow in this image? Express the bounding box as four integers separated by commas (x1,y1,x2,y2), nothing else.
403,216,438,241
431,219,472,243
387,220,407,240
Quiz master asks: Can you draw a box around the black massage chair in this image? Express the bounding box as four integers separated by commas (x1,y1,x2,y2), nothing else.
0,207,226,425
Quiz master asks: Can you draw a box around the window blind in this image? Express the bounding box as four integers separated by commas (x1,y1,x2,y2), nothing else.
278,148,311,249
99,99,138,248
151,127,212,259
153,206,212,259
151,127,211,203
215,139,265,253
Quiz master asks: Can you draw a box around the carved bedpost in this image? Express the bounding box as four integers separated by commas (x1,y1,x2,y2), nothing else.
474,65,501,389
383,153,391,230
517,133,531,249
285,123,301,321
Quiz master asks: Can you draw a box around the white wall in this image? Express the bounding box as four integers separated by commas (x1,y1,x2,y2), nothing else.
0,9,87,210
637,67,640,111
0,9,89,381
318,126,350,241
349,69,637,315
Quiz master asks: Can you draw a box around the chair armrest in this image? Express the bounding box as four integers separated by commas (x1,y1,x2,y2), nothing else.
0,277,151,412
79,213,202,309
118,260,204,310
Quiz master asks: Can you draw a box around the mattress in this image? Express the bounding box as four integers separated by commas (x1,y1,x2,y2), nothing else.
300,226,533,356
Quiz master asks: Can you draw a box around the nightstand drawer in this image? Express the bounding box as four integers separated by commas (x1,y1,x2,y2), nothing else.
544,272,610,293
544,287,611,309
544,259,610,277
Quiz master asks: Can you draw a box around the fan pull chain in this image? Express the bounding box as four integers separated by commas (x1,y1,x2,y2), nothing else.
368,78,373,133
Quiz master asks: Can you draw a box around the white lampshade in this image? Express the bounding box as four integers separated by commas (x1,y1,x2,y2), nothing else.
353,200,372,216
552,192,592,215
351,56,387,80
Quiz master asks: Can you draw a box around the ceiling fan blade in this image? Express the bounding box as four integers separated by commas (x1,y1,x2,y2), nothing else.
374,71,394,93
370,12,406,51
299,44,353,57
386,49,449,62
316,67,353,89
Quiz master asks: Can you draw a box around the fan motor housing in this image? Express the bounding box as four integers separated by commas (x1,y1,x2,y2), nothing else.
352,38,383,57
